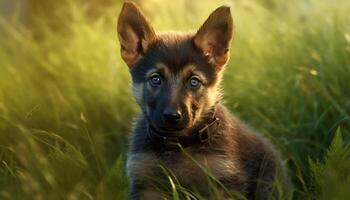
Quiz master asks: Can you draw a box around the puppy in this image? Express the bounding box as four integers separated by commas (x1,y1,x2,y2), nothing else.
117,2,287,199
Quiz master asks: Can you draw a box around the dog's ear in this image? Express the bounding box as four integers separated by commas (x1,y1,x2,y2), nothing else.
117,2,156,68
194,6,233,68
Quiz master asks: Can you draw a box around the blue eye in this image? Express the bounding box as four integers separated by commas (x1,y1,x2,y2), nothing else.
150,74,162,86
189,76,201,88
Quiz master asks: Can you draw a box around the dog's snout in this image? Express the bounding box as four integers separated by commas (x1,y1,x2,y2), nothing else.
162,107,182,121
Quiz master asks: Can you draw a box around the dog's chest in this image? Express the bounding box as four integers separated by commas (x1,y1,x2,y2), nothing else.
127,149,239,187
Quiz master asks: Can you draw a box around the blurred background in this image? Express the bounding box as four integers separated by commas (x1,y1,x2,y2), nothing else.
0,0,349,199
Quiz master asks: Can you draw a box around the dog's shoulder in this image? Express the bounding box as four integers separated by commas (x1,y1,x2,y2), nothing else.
213,104,283,197
215,103,278,164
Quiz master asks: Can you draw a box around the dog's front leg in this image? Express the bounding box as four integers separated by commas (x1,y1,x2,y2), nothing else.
129,184,168,200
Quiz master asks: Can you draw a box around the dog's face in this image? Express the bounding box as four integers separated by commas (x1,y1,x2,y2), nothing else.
117,2,233,134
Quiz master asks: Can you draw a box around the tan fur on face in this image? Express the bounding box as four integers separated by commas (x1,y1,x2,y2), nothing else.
145,62,171,79
204,69,225,110
177,64,220,125
132,83,143,105
206,85,219,107
156,62,171,78
179,64,208,84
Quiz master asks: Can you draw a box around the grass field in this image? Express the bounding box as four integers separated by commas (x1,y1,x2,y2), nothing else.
0,0,350,199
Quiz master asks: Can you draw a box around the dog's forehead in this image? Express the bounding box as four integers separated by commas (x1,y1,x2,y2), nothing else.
147,33,200,69
132,32,216,80
147,62,206,80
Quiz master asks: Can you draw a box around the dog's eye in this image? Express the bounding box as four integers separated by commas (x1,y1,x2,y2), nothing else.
189,76,201,88
149,74,162,86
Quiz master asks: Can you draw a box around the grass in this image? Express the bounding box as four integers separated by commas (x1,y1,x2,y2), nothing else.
0,0,349,199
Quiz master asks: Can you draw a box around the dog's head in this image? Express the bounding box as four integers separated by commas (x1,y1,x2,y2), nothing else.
117,2,233,134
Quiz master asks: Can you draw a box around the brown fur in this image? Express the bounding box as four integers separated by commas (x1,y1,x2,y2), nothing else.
117,2,287,200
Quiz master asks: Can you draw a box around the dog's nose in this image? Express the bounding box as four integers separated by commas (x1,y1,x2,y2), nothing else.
162,107,182,121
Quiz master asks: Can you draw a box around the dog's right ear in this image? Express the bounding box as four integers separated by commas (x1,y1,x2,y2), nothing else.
117,2,156,68
194,6,233,68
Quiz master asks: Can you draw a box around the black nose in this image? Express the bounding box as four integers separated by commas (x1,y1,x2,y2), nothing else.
162,107,182,121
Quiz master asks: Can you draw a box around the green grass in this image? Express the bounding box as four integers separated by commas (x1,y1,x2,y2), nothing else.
0,0,349,199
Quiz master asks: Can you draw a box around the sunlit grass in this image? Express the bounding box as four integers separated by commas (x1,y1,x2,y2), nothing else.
0,0,350,199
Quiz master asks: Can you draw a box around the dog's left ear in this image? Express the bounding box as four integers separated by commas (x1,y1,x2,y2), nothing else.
117,2,156,68
194,6,233,68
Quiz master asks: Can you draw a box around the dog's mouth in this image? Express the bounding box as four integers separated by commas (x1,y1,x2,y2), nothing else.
146,113,191,135
153,124,185,132
150,122,187,136
158,126,185,132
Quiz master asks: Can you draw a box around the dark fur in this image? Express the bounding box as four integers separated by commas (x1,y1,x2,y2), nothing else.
117,2,286,199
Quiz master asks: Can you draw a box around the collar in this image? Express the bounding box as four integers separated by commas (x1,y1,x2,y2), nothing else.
147,117,220,150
